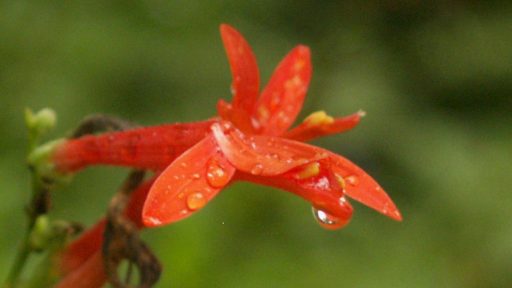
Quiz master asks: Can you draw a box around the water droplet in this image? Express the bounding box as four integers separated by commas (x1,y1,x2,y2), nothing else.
191,173,201,179
206,160,230,188
230,85,237,96
186,192,207,210
250,163,264,175
180,162,188,168
251,117,261,130
145,217,162,226
312,207,348,230
345,175,359,186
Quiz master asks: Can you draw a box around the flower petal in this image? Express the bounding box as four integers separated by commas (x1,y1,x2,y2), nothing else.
329,153,402,221
52,120,215,172
211,122,327,176
219,24,260,132
284,110,364,142
55,251,107,288
236,159,353,223
255,45,311,135
142,135,236,227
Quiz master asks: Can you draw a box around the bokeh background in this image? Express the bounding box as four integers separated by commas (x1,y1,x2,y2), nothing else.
1,1,511,287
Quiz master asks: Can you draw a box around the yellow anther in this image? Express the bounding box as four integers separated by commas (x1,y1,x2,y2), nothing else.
304,110,334,126
335,174,346,190
295,162,320,179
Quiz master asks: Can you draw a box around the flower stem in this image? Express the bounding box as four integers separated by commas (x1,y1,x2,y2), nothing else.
4,231,32,287
3,108,58,288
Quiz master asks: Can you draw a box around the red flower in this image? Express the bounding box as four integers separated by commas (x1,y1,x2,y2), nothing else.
142,24,401,230
52,23,400,288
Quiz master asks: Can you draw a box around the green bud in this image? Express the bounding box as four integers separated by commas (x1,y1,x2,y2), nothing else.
25,108,57,136
29,216,51,251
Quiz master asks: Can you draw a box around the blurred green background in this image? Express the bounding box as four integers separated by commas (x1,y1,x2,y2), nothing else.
1,1,511,287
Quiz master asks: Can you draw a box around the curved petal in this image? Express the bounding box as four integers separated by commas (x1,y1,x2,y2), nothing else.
329,152,402,221
219,24,260,132
284,111,364,142
255,45,311,135
142,135,236,227
211,122,327,176
55,251,107,288
236,159,353,226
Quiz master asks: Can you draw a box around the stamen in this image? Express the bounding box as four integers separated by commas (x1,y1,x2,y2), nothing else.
303,110,334,126
295,162,320,179
334,173,346,190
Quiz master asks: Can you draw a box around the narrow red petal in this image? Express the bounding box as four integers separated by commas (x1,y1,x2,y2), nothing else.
235,159,353,224
142,135,236,227
284,111,363,142
255,45,312,135
329,153,402,221
211,122,327,176
219,24,260,132
52,120,215,172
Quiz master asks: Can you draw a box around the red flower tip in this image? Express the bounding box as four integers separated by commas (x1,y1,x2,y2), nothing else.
255,45,312,135
219,23,260,133
329,153,402,221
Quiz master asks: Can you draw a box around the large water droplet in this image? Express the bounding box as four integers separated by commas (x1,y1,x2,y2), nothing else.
250,163,264,175
312,207,348,230
186,192,207,210
206,160,230,188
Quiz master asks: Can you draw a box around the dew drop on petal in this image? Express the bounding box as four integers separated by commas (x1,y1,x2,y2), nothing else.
312,207,348,230
206,160,230,188
145,217,162,226
250,163,264,175
186,192,207,211
345,175,359,186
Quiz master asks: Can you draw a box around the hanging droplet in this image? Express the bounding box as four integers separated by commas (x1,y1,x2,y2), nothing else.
206,160,230,188
186,192,207,210
312,207,349,230
250,163,264,175
345,175,359,186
